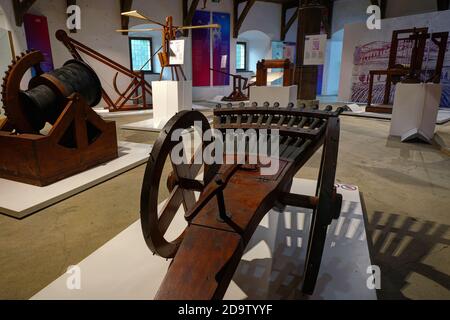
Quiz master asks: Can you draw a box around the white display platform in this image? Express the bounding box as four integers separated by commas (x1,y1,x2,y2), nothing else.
120,105,213,132
250,85,298,107
342,108,450,125
0,142,151,219
93,107,153,119
32,179,377,300
152,80,192,130
390,83,442,143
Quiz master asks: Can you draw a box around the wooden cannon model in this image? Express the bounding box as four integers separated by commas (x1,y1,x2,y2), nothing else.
366,27,448,114
140,101,344,299
56,30,152,112
0,50,118,186
256,59,295,87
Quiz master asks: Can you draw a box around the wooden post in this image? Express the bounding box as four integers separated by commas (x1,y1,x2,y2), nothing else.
281,4,299,42
182,0,201,37
120,0,133,36
295,0,324,100
233,0,256,38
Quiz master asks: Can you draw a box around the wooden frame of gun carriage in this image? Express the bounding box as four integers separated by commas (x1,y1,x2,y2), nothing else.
366,27,448,114
140,102,344,299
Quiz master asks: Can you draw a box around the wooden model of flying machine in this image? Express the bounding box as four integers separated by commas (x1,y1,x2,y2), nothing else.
117,10,221,81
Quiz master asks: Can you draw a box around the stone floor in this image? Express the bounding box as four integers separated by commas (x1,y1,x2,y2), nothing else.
0,106,449,300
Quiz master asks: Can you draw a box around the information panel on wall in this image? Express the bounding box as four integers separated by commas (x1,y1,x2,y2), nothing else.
303,34,327,66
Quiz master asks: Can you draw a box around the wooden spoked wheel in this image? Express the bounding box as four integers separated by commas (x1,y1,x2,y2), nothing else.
302,116,343,294
140,110,212,258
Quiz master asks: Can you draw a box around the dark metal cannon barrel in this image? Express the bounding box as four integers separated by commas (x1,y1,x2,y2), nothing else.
19,59,102,131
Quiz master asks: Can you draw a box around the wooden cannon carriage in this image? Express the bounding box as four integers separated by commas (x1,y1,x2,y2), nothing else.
0,50,117,186
140,102,344,299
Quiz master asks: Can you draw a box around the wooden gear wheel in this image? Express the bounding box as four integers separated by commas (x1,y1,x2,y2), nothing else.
1,50,44,133
140,110,215,258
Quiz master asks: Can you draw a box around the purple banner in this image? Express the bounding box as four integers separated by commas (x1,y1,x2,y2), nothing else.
192,10,211,87
23,14,54,75
212,12,230,86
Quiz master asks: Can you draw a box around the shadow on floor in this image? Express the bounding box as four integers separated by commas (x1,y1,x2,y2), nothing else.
366,211,450,299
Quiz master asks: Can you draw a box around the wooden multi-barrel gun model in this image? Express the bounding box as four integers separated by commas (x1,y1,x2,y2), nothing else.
140,102,344,299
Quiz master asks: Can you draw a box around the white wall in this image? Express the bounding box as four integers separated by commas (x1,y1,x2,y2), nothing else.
238,30,272,74
239,2,281,41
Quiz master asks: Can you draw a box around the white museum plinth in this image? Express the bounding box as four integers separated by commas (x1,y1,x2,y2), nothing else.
250,85,298,107
32,179,377,300
390,83,442,143
0,142,151,219
150,80,192,130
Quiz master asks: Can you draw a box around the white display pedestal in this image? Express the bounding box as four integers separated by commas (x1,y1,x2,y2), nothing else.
0,142,151,219
32,179,376,300
150,80,192,130
250,85,298,107
390,83,442,143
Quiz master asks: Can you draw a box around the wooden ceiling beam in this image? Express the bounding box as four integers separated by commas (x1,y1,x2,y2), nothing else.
369,0,386,19
12,0,37,27
321,0,333,39
379,0,387,19
233,0,256,38
280,4,298,41
120,0,133,35
183,0,201,37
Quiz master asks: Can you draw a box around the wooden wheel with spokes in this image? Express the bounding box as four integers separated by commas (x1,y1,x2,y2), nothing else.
140,110,212,258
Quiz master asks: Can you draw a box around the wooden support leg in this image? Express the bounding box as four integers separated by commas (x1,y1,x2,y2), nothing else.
302,218,329,294
160,67,165,81
383,75,391,105
367,73,374,107
302,116,341,294
179,67,187,81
